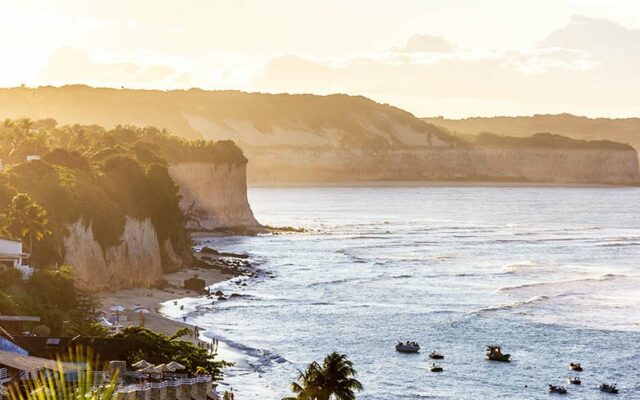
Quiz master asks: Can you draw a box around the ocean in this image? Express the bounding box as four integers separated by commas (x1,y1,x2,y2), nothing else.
162,186,640,399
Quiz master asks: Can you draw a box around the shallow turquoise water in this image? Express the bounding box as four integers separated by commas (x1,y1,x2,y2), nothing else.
180,187,640,399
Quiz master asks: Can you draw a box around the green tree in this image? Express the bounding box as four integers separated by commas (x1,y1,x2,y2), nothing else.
284,352,363,400
1,193,51,255
113,327,231,381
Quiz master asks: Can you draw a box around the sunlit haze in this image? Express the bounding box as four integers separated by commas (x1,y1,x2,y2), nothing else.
2,0,640,117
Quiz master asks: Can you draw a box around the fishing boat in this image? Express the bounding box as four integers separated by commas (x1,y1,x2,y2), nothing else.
569,362,583,371
548,385,568,394
485,345,510,362
395,341,420,353
599,383,619,394
430,363,443,372
567,377,581,385
429,351,444,360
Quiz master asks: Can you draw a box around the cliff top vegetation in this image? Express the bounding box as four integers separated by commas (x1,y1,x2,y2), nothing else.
424,114,640,150
473,132,634,150
0,118,246,270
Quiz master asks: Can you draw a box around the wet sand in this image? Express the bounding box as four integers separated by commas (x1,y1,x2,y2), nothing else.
99,267,234,344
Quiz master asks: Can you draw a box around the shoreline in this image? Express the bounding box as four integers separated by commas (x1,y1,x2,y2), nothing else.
99,267,235,344
248,180,636,188
98,253,243,344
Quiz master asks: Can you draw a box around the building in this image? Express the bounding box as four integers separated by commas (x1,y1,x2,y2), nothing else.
0,350,81,399
0,237,32,279
0,238,27,269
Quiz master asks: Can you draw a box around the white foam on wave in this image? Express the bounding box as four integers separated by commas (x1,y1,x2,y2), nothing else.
489,274,640,331
497,273,622,293
471,295,551,315
501,260,538,274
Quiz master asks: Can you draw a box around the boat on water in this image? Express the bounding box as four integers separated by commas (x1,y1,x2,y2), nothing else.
485,345,510,362
548,385,568,394
395,341,420,353
569,362,583,371
567,377,581,385
429,351,444,360
599,383,619,394
430,363,443,372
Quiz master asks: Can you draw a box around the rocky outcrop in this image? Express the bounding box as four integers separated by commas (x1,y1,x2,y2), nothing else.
63,217,164,290
246,146,640,185
168,162,259,230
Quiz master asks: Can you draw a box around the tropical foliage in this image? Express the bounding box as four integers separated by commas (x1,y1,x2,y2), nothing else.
0,266,106,336
0,118,245,269
0,193,50,252
113,327,231,380
8,346,118,400
284,352,363,400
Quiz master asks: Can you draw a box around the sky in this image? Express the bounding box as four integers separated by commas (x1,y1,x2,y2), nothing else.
1,0,640,118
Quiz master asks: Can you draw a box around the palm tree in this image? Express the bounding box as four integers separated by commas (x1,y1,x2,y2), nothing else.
284,352,363,400
9,345,118,400
1,193,51,255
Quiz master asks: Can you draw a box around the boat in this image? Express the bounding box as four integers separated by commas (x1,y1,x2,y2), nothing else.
395,341,420,353
569,362,583,371
567,377,581,385
429,351,444,360
485,345,510,362
599,383,619,394
430,363,443,372
548,385,568,394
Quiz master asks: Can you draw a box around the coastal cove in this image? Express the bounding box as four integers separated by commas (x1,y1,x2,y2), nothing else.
163,186,640,399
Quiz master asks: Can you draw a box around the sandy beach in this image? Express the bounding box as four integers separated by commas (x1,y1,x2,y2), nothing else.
99,267,235,344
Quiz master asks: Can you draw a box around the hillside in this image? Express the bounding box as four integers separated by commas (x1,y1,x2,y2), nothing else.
423,114,640,150
0,86,638,185
0,119,257,290
0,85,456,147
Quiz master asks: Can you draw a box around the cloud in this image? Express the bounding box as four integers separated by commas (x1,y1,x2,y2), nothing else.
38,47,178,87
255,16,640,115
539,15,640,72
394,34,454,53
255,48,603,104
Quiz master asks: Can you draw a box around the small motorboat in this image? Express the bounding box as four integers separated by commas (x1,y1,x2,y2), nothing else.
599,383,619,394
548,385,568,394
395,341,420,353
430,363,443,372
429,351,444,360
567,377,581,385
569,362,583,371
485,345,510,362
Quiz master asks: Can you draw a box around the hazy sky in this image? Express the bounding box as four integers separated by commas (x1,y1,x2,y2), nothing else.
2,0,640,118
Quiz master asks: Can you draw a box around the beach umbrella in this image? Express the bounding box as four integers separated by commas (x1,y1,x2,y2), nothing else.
166,361,187,371
137,365,159,374
98,318,113,327
136,308,151,314
132,360,154,370
154,364,176,373
110,305,126,312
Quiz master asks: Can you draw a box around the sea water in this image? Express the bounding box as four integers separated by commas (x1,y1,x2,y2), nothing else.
166,187,640,399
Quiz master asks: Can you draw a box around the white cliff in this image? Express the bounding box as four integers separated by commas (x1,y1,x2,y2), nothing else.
168,162,259,231
245,146,640,185
63,217,164,290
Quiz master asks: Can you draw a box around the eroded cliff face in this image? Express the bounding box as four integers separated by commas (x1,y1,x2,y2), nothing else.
63,217,164,290
246,146,640,185
168,162,259,230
